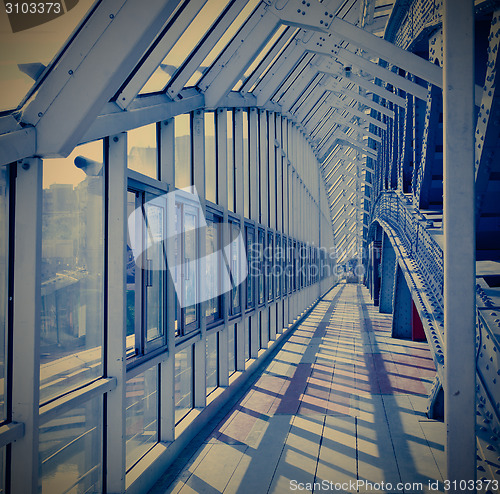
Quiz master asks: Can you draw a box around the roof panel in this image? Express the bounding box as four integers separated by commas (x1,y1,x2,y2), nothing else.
138,0,232,95
185,0,261,88
232,24,288,91
0,0,97,112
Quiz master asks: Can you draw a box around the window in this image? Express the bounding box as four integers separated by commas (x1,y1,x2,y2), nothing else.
126,183,167,362
128,123,158,179
229,219,241,316
205,112,217,204
175,347,193,423
175,199,200,337
205,210,223,326
288,238,293,294
41,141,104,404
125,366,158,470
175,114,192,189
245,224,255,310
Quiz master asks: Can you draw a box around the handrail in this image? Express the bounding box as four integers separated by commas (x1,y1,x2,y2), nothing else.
372,190,443,309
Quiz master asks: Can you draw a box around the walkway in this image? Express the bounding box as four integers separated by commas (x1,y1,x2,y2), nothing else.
152,283,445,494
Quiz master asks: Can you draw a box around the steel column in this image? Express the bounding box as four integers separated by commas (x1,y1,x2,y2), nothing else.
443,0,476,484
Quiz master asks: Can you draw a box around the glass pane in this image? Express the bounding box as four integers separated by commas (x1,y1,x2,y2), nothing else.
140,0,231,94
205,112,217,204
276,236,281,297
41,141,104,404
145,199,165,345
125,366,158,470
39,396,102,494
206,332,218,395
183,209,197,327
242,111,249,218
174,203,181,337
0,167,8,422
128,124,157,178
175,347,193,423
227,324,235,376
244,318,249,361
175,114,191,189
0,0,97,112
232,25,287,91
267,233,273,301
246,227,254,309
227,111,234,212
126,191,138,356
230,222,240,314
205,215,221,323
249,28,299,93
258,231,264,304
187,0,261,87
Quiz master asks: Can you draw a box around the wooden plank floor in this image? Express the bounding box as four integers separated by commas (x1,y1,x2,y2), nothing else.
151,283,445,494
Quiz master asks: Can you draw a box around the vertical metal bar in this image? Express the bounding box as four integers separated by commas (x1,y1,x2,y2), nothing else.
443,0,476,485
11,158,42,494
216,109,229,387
106,134,127,493
159,119,176,442
192,110,207,409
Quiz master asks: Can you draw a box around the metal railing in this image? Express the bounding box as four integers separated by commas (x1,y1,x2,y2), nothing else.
372,190,443,309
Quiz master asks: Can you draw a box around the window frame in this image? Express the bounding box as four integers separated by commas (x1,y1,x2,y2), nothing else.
245,222,256,311
205,207,223,328
174,196,201,339
228,215,242,318
267,230,274,302
257,228,266,307
126,176,169,368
